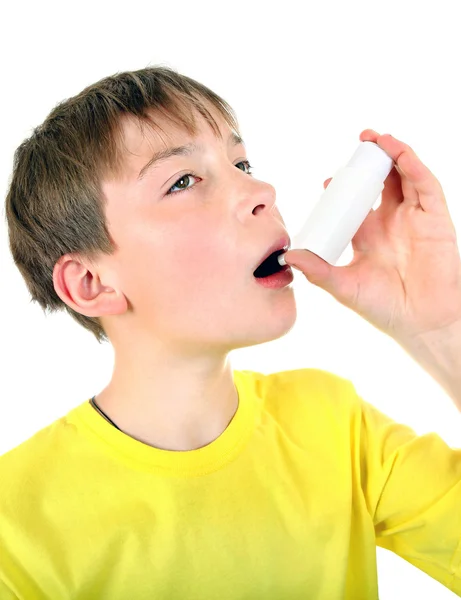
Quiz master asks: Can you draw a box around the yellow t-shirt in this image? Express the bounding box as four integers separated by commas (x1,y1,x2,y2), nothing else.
1,368,461,599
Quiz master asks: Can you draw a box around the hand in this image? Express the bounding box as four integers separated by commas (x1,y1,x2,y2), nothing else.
282,130,461,345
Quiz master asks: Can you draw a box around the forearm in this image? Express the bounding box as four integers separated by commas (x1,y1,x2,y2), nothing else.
398,320,461,413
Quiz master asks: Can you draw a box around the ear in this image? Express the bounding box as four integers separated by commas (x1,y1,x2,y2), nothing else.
52,254,128,317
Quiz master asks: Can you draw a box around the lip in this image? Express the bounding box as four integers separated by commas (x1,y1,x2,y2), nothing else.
253,234,291,274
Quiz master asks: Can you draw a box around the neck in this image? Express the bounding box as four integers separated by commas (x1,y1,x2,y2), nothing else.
92,348,238,451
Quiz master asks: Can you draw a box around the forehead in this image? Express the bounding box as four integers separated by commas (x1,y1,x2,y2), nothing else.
112,104,236,186
120,104,230,155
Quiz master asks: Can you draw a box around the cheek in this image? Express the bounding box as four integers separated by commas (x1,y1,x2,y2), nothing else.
126,213,240,304
171,232,228,285
161,214,232,282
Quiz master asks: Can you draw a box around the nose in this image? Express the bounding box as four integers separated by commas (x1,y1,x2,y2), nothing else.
247,178,277,215
252,184,285,227
249,180,286,227
230,163,283,224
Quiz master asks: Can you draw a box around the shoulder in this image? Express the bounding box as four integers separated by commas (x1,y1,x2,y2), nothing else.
0,413,72,504
237,366,358,401
235,367,362,422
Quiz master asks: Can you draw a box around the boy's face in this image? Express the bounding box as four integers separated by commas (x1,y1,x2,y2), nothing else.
97,103,297,351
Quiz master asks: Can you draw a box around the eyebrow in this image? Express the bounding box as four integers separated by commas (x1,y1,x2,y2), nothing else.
137,132,245,181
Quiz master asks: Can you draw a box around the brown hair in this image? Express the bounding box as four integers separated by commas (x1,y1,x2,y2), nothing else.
4,65,241,344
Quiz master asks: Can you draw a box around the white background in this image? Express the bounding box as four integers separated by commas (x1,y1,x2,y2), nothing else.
1,0,461,597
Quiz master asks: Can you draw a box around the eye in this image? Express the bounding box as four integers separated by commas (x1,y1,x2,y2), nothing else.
166,160,254,196
166,173,199,196
236,160,254,175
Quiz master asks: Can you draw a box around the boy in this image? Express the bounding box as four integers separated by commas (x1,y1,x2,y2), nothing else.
1,66,461,599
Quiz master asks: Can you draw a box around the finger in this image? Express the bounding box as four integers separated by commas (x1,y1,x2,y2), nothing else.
376,134,447,214
380,165,406,209
360,129,418,207
359,129,381,143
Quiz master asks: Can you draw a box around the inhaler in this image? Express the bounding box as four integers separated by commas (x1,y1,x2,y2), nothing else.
278,141,394,267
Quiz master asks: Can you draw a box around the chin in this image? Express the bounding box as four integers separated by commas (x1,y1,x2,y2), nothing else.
233,300,298,350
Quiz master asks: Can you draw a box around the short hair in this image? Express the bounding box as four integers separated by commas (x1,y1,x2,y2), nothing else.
4,66,241,343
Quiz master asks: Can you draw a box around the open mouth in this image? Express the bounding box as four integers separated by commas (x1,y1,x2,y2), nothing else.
253,249,287,278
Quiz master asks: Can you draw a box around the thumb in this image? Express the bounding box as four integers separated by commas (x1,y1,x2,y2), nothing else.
282,249,338,292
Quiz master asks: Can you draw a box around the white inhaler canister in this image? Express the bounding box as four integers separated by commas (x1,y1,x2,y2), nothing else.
284,141,394,266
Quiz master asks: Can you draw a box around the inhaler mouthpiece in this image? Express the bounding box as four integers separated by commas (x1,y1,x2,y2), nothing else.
280,141,394,266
